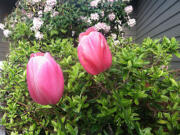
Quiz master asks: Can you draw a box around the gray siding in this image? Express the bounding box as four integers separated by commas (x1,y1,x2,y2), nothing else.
136,0,180,43
0,23,9,61
135,0,180,69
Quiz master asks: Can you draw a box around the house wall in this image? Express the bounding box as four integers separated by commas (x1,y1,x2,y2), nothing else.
0,1,11,61
135,0,180,69
0,23,9,61
136,0,180,42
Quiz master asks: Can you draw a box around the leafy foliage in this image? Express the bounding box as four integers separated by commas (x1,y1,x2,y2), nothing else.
3,0,131,44
0,36,180,134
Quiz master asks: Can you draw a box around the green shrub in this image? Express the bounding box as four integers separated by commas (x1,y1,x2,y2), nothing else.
0,36,180,135
2,0,133,44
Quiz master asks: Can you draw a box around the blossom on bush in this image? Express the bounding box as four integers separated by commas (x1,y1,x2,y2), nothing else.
114,40,120,45
95,22,111,33
3,29,12,38
0,23,5,30
124,5,133,14
46,0,57,7
44,0,57,12
111,33,117,39
78,28,112,75
38,10,43,17
90,13,99,21
90,0,100,7
44,6,53,13
127,18,136,27
30,0,41,4
108,13,116,21
32,17,44,31
27,52,64,105
35,31,44,40
51,11,59,17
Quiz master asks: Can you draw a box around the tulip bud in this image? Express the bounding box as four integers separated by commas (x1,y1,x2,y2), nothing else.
27,52,64,105
78,27,112,75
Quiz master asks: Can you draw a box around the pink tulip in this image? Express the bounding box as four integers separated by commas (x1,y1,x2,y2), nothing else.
27,52,64,105
78,27,112,75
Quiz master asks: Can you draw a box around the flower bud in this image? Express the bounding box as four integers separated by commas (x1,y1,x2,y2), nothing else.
27,52,64,105
78,28,112,75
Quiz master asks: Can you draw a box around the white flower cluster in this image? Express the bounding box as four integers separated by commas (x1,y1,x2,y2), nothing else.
3,30,12,38
90,13,99,21
124,5,136,27
35,31,44,40
32,17,44,30
90,0,101,7
30,0,41,4
111,33,117,39
95,22,111,33
124,5,133,14
108,13,116,21
44,0,57,12
0,23,12,38
31,18,44,40
127,18,136,27
0,23,5,30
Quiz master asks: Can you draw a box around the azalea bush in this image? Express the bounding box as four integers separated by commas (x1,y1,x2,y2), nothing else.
0,0,135,43
0,35,180,134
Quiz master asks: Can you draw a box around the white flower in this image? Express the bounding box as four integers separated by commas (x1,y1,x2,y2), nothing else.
51,11,59,17
111,33,117,39
32,17,44,30
87,18,92,24
38,10,43,17
31,0,41,4
124,5,133,14
46,0,57,7
127,18,136,27
35,31,44,40
3,29,12,38
108,13,116,21
90,0,100,7
72,31,75,36
114,40,120,45
44,6,53,12
0,23,5,30
95,22,111,33
122,0,130,2
90,13,99,20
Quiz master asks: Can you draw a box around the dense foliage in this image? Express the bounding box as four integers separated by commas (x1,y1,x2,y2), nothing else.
0,36,180,134
1,0,135,44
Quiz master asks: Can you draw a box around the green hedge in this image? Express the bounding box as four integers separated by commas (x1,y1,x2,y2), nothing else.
0,37,180,134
